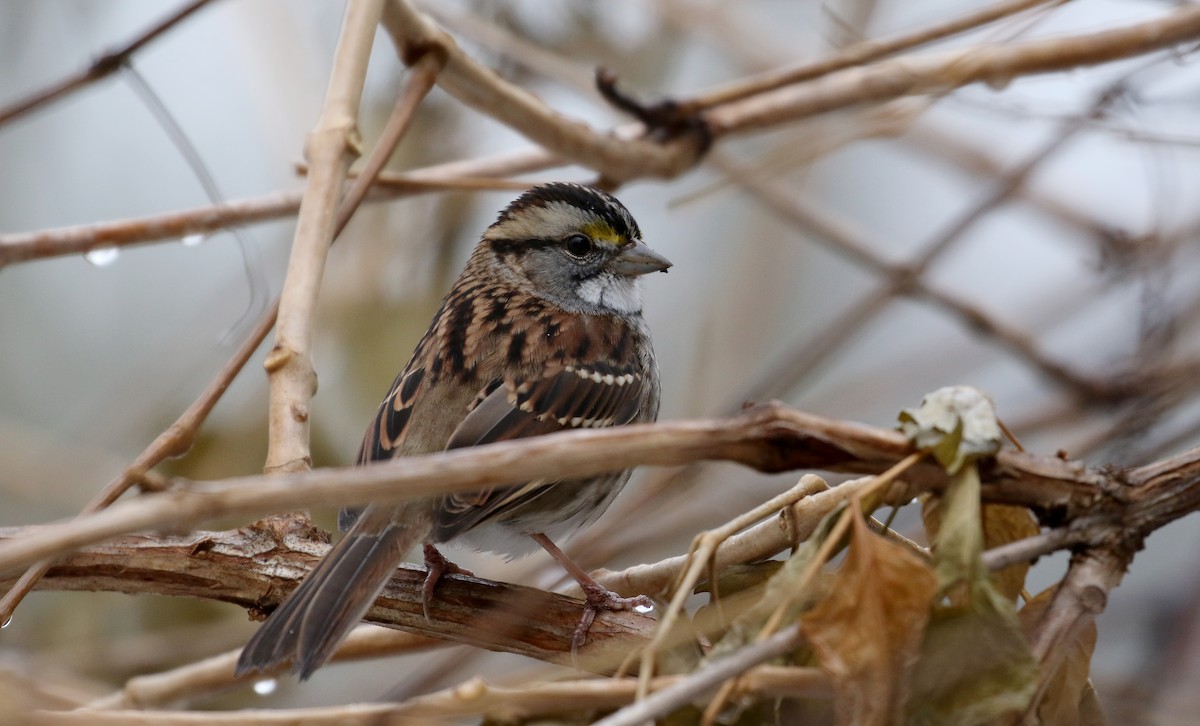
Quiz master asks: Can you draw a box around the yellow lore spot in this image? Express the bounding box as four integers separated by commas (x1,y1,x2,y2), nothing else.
580,220,624,247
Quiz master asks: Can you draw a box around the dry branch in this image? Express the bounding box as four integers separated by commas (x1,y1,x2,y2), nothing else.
27,667,830,724
0,525,653,676
3,403,1197,592
0,403,1085,574
688,0,1067,111
0,0,216,125
6,2,1200,722
264,0,387,474
380,0,709,183
705,7,1200,134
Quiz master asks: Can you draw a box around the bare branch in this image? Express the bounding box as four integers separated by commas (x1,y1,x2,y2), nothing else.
706,7,1200,134
1,526,653,676
595,624,804,726
689,0,1068,112
0,0,217,126
264,0,387,474
379,0,709,183
0,403,1139,577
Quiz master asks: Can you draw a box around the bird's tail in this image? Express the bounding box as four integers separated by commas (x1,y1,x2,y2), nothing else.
236,504,430,680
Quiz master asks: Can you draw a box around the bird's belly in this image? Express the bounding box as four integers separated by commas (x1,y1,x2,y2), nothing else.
452,471,630,558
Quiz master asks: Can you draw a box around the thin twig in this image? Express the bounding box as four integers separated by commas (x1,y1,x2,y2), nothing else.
0,0,217,126
0,151,558,267
87,627,443,710
686,0,1068,112
596,625,803,726
705,7,1200,134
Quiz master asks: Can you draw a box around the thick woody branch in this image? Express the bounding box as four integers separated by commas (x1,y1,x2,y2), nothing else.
0,402,1177,578
379,0,709,183
0,526,652,676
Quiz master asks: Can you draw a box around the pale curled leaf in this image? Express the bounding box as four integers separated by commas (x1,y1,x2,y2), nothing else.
1019,586,1103,726
907,580,1037,725
898,386,1002,474
802,508,937,726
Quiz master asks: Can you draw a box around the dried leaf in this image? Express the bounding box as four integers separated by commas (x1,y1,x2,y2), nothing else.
907,581,1038,725
898,386,1002,474
982,504,1039,602
1019,586,1102,726
925,465,985,598
802,509,937,725
923,498,1039,603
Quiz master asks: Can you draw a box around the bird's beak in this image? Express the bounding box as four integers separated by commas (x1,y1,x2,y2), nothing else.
612,240,672,276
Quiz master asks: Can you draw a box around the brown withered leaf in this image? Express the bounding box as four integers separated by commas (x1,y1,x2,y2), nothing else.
983,504,1039,602
924,498,1039,604
802,508,937,726
906,580,1037,725
1019,586,1104,726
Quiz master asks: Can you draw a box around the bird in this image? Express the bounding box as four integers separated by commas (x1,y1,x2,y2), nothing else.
236,182,671,680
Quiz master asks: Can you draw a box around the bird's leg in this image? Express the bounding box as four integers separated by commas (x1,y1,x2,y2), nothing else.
421,543,474,622
530,533,654,651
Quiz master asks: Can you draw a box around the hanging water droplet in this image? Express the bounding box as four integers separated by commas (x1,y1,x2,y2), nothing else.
84,245,120,267
984,74,1013,91
1,616,11,629
181,233,206,247
252,678,277,695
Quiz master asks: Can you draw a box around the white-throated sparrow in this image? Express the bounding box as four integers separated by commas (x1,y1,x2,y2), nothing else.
237,183,670,679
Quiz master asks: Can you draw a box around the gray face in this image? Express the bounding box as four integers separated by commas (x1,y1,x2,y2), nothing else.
484,184,670,315
513,238,643,315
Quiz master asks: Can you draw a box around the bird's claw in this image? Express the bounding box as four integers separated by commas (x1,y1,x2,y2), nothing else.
422,544,473,622
571,584,655,654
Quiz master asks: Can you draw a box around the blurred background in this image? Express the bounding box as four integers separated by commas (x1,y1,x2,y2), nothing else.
2,0,1200,721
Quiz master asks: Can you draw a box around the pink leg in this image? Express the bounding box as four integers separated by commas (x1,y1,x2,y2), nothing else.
530,533,654,651
422,543,474,622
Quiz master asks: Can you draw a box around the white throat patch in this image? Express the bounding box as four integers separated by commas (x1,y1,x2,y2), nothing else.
576,273,643,314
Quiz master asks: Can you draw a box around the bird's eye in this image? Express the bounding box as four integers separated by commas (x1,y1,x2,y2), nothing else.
563,234,593,258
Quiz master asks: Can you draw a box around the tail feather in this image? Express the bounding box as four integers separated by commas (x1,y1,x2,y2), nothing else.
236,505,429,679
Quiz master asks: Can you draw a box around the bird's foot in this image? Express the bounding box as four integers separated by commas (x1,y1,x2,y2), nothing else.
422,543,474,622
572,580,655,653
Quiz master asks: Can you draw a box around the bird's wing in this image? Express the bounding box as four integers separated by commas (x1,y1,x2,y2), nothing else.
356,365,428,465
432,362,648,540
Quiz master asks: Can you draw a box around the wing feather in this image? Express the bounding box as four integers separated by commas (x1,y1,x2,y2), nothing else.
433,364,647,541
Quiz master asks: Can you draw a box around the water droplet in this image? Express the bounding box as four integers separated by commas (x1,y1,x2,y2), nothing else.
252,678,277,695
634,602,655,615
1,616,11,629
984,74,1012,91
85,245,120,267
181,233,206,247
